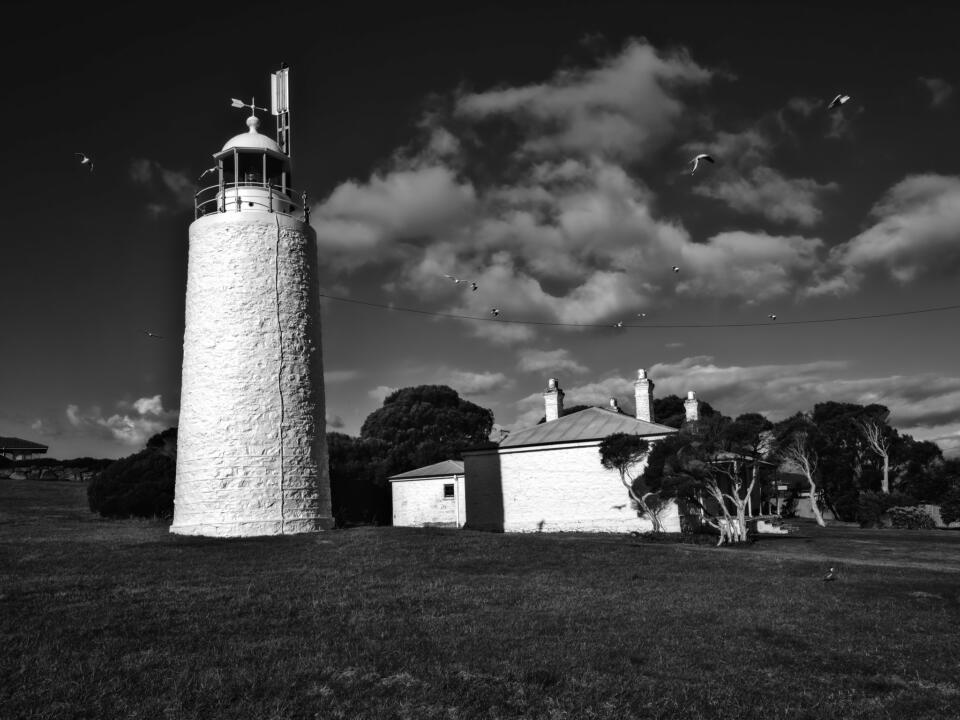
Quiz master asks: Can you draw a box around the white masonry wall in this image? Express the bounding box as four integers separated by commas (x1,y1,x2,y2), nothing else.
465,440,679,533
172,211,333,537
391,475,465,528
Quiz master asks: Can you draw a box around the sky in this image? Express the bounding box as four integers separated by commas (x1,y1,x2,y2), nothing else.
2,1,959,460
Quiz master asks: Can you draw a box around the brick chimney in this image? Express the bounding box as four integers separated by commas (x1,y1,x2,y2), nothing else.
684,391,700,423
608,397,622,413
543,378,564,422
634,368,654,423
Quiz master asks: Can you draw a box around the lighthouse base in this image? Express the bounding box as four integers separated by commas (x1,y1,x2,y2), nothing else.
170,517,335,537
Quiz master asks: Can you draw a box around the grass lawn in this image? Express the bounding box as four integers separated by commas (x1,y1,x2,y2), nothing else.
2,479,959,719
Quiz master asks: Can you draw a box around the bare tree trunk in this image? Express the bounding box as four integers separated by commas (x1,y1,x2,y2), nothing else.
807,477,827,527
882,454,889,494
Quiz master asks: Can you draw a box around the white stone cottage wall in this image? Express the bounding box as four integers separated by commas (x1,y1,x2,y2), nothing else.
172,212,333,537
465,438,679,533
391,474,466,528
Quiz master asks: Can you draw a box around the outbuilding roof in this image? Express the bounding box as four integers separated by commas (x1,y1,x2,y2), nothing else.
388,459,465,480
0,437,48,452
497,407,678,449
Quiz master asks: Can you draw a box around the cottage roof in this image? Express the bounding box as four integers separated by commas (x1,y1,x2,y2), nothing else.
0,437,48,452
388,459,465,480
499,407,678,449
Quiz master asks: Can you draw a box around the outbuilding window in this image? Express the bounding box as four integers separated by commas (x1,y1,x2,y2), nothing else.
443,484,455,498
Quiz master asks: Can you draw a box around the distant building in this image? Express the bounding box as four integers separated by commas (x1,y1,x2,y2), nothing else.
462,370,684,533
389,460,466,528
0,437,48,461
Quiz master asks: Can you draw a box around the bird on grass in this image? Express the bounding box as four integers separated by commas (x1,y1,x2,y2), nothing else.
490,308,500,317
690,153,714,175
75,153,94,172
828,94,851,110
823,567,837,582
143,331,163,339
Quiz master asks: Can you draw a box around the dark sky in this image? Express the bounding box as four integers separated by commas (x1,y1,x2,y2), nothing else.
2,1,959,458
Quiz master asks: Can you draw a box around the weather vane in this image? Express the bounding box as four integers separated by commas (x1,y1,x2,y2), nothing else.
230,97,269,116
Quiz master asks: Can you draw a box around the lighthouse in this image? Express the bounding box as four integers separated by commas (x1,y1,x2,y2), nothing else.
171,67,333,537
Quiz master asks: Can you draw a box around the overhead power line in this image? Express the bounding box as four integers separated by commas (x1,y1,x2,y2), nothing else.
317,293,960,328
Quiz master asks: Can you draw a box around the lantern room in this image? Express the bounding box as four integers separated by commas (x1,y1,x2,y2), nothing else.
195,113,301,218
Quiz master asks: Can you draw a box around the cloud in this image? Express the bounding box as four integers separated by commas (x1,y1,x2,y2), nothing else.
129,158,195,218
326,415,345,430
517,348,589,375
455,39,713,162
325,369,360,383
918,76,954,108
66,395,179,447
311,165,477,267
807,174,960,295
367,385,397,404
438,370,510,396
690,126,838,226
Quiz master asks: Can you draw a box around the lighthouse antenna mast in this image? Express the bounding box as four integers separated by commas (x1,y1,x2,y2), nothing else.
271,64,291,155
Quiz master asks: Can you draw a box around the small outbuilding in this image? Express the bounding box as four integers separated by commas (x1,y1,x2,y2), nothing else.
389,459,466,528
0,437,48,461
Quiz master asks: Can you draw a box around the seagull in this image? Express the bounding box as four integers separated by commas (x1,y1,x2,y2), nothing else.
637,313,647,319
75,153,94,172
828,94,851,110
199,166,217,180
690,153,715,175
823,567,836,582
470,282,479,291
614,321,624,329
768,313,777,321
490,308,500,317
671,266,680,273
143,331,163,339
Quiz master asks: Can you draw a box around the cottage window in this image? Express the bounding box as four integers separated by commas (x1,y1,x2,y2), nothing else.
443,484,455,498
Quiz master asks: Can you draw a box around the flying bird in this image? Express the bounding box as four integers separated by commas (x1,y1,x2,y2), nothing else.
690,153,714,175
614,321,623,328
768,314,777,321
470,282,479,291
828,94,851,110
199,166,217,180
637,313,646,319
490,308,500,317
143,331,163,339
75,153,94,172
443,274,460,283
671,266,680,273
823,567,836,582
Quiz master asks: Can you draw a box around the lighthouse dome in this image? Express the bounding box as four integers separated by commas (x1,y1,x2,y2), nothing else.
221,115,280,152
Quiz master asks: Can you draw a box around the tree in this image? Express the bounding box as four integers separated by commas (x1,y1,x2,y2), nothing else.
726,413,774,513
361,385,493,476
87,431,176,521
642,416,757,545
652,395,720,429
779,430,827,527
598,433,667,532
327,433,390,525
857,414,893,493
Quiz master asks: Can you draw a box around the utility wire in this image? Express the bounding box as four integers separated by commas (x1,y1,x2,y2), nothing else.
317,293,960,329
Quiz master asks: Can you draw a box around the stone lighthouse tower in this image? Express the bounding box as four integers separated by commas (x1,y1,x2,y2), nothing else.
171,67,333,537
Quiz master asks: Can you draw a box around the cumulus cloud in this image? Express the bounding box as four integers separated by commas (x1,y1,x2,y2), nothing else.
918,76,953,108
517,348,589,375
456,39,712,161
367,385,397,404
66,395,179,447
438,370,510,396
326,415,345,429
807,174,960,295
129,158,194,218
690,126,838,226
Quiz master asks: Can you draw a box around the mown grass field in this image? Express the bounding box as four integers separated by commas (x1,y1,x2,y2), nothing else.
2,479,959,720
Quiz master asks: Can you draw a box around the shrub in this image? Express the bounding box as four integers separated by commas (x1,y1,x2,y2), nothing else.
857,491,885,528
940,487,960,526
888,506,935,530
87,448,175,521
883,491,919,510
